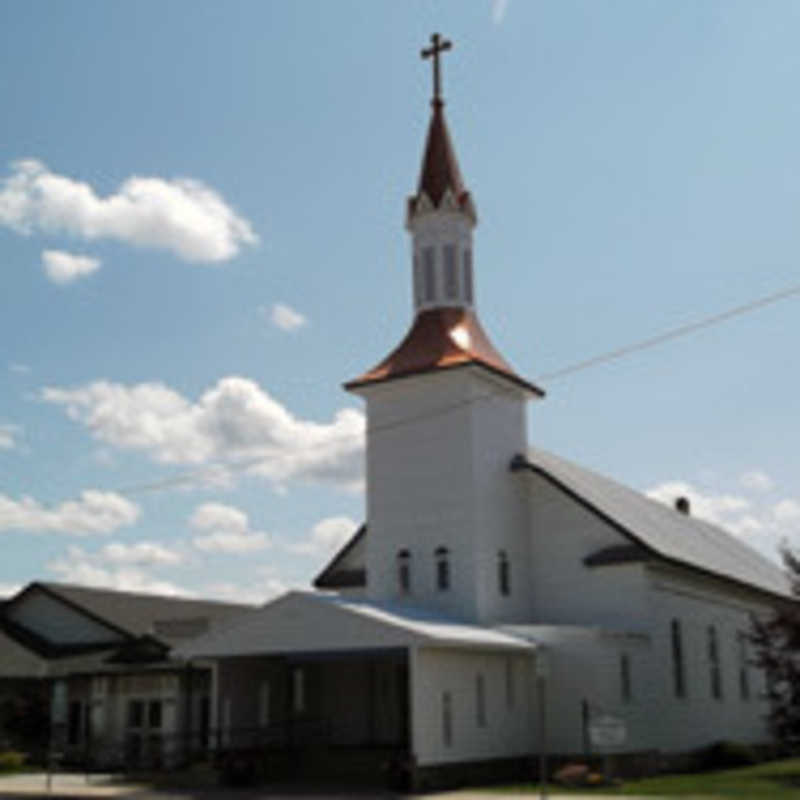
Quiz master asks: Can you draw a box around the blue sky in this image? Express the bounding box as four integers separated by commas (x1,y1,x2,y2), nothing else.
1,0,798,602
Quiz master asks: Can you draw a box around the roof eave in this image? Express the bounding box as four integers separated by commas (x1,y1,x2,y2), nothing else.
345,359,545,398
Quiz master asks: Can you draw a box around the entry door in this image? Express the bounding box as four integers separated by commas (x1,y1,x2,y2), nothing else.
125,699,163,767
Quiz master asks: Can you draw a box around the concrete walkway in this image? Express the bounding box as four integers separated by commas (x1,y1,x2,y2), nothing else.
0,773,668,799
0,772,146,797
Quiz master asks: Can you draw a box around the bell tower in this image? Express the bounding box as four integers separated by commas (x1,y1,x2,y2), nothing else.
346,35,544,623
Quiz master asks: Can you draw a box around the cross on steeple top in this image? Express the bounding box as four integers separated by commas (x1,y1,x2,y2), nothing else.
421,33,452,105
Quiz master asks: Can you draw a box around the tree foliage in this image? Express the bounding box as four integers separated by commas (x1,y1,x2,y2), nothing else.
751,548,800,745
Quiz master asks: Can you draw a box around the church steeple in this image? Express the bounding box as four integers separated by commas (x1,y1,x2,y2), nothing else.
406,33,476,231
346,35,542,398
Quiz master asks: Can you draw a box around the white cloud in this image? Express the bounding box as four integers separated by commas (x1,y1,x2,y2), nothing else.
0,159,257,262
100,541,183,566
189,502,270,553
0,490,140,535
0,582,22,599
288,515,357,557
646,480,750,524
42,249,101,284
43,377,365,491
203,575,288,605
646,477,800,563
8,363,31,374
774,500,800,523
269,303,307,332
47,545,190,596
0,424,20,451
491,0,510,25
740,470,774,492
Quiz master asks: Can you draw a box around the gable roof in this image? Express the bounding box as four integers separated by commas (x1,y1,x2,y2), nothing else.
31,582,254,643
0,627,47,677
313,523,367,589
1,582,256,660
513,448,792,600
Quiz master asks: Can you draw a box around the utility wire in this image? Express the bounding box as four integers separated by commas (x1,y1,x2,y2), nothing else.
537,283,800,381
30,280,800,502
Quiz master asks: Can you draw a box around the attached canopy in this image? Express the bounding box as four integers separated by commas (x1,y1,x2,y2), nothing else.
176,591,536,661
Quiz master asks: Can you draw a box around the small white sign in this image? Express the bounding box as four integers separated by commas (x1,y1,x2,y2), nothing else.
588,714,627,748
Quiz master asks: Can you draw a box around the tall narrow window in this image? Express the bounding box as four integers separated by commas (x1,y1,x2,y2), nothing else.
620,653,632,703
258,681,271,727
442,691,453,747
413,252,423,307
671,619,686,698
292,667,305,713
397,549,411,594
476,674,486,728
423,247,436,302
708,625,723,700
443,244,458,299
738,633,750,701
505,657,515,709
68,701,83,746
498,550,510,596
435,546,450,591
462,249,473,304
148,700,162,729
221,697,232,747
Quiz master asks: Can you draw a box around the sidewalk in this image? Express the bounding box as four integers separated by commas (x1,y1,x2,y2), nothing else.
0,773,146,797
0,773,667,799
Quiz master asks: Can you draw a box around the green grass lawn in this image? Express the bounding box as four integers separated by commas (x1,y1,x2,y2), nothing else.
491,758,800,797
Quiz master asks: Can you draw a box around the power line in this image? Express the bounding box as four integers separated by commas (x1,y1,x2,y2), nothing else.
536,283,800,381
29,280,800,502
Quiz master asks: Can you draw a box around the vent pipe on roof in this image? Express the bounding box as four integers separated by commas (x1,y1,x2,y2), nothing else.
675,496,691,516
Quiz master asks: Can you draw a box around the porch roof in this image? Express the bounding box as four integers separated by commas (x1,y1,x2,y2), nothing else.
176,591,536,660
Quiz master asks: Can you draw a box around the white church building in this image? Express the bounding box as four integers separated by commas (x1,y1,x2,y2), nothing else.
178,35,791,790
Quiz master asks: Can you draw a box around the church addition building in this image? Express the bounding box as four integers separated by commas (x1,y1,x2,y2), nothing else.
178,36,790,789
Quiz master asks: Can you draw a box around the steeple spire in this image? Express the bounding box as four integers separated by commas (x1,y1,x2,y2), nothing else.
346,35,542,398
407,34,476,227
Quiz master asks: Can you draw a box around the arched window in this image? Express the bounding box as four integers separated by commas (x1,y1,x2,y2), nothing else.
435,546,450,591
397,549,411,594
498,550,510,596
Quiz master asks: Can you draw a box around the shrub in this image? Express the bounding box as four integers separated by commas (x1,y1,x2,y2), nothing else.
0,750,26,772
701,740,759,770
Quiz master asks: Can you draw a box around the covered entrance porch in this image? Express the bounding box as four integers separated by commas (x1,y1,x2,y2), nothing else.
213,647,410,785
178,591,537,790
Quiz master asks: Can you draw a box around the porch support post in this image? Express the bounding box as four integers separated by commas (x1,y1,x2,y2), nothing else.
208,660,219,753
406,645,420,790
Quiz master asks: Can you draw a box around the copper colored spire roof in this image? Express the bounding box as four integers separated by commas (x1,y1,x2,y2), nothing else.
408,102,477,224
419,102,466,207
345,308,544,396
